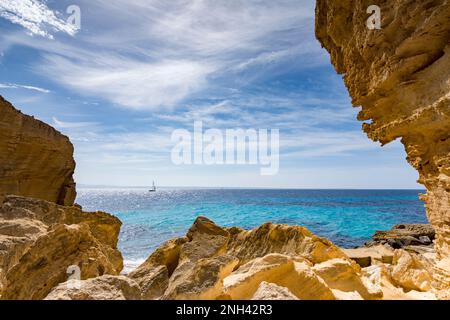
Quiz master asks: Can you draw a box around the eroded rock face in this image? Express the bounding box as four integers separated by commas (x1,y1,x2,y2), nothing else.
0,96,76,205
0,195,123,300
131,217,387,300
128,217,450,300
315,1,450,260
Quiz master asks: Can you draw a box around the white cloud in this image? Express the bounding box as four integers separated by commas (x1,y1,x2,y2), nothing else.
0,0,77,39
0,82,50,93
139,0,314,56
40,55,215,110
52,117,98,129
2,0,321,110
148,92,356,130
234,44,322,72
280,131,379,158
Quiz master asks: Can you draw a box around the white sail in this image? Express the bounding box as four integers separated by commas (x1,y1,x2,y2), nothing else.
149,180,156,192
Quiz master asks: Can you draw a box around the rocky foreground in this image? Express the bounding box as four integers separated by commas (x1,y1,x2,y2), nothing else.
0,185,446,300
122,218,448,300
1,196,446,300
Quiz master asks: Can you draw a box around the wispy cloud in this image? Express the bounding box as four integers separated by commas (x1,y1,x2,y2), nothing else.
41,55,215,110
0,82,50,93
0,0,77,39
234,44,322,72
52,117,98,129
280,130,379,158
1,0,321,111
149,91,355,130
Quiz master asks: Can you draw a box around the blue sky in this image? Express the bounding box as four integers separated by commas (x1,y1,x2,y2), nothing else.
0,0,421,188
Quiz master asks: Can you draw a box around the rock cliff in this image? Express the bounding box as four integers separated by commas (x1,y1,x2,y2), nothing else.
0,97,125,300
0,96,76,206
315,1,450,262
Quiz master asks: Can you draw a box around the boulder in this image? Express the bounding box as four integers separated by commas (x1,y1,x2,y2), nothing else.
390,249,433,292
163,255,239,300
251,282,299,300
160,218,234,299
45,275,141,300
180,217,230,263
223,254,335,300
129,237,187,299
343,245,394,267
223,254,297,300
131,217,232,300
226,222,347,264
362,264,410,300
129,237,187,276
370,224,436,248
130,265,169,300
312,258,383,300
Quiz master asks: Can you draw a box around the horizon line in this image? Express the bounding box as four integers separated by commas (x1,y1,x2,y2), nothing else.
76,184,426,191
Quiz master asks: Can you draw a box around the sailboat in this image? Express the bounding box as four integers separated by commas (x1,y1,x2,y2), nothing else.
149,181,156,192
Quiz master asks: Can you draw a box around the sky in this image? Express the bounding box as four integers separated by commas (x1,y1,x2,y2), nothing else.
0,0,421,189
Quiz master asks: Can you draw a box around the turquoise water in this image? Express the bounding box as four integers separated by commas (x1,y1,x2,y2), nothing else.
76,188,427,271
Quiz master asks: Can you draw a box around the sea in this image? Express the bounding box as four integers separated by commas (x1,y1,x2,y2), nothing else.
76,188,428,273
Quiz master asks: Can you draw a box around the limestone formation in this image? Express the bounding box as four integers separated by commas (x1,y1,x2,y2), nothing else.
315,0,450,262
0,96,76,205
132,217,415,300
0,195,123,300
130,217,341,300
127,217,450,300
45,275,141,300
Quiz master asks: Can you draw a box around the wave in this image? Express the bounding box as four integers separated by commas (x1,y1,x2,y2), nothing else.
121,258,146,275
